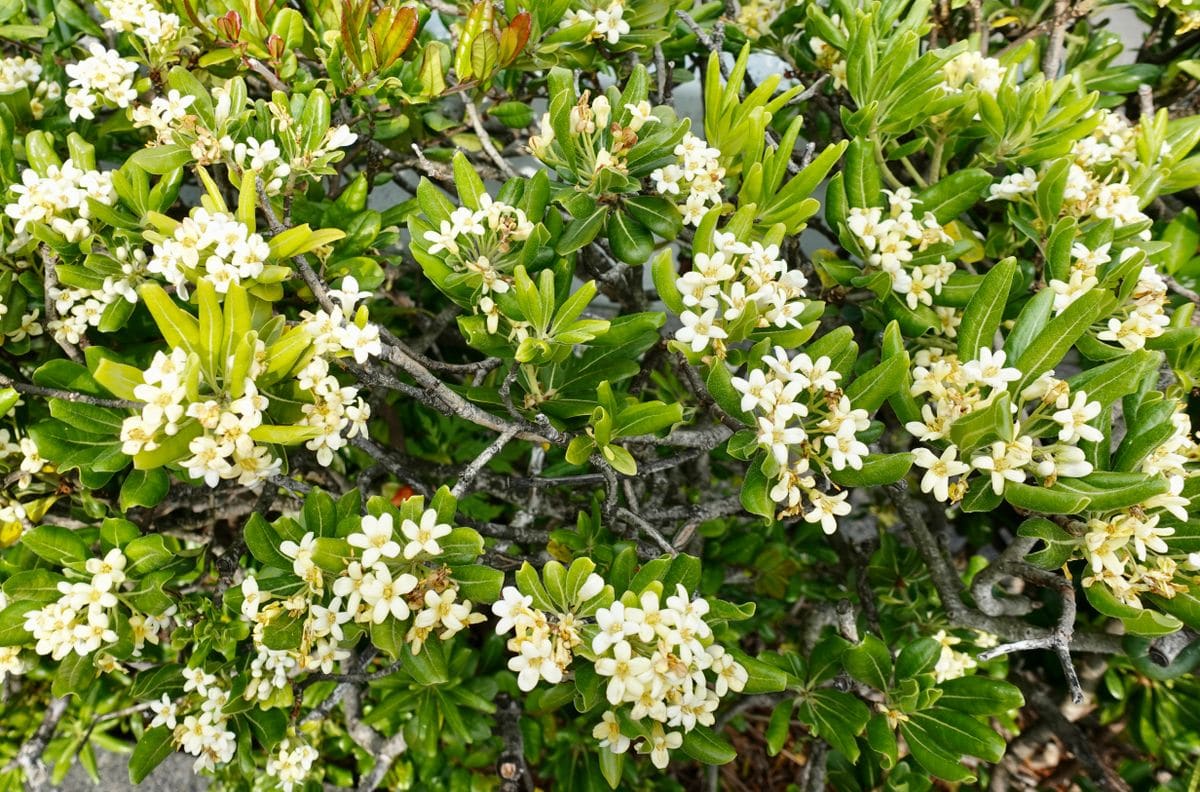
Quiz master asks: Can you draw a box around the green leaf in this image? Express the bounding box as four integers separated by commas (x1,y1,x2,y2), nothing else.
52,651,97,697
844,138,881,209
624,195,682,239
844,634,893,691
678,725,736,765
766,699,792,756
845,354,907,413
598,746,624,788
1066,350,1158,409
606,210,653,265
796,689,869,762
916,168,993,224
895,637,940,678
1003,481,1090,514
900,716,976,783
1011,286,1113,396
907,708,1005,763
2,569,65,604
129,727,174,784
130,663,185,700
948,392,1010,453
119,469,170,510
828,452,914,487
0,602,32,646
740,460,775,520
452,151,486,210
866,714,898,769
21,524,88,565
129,144,193,175
937,676,1024,715
490,100,535,128
1017,517,1078,569
139,283,200,355
243,514,293,570
556,207,606,255
451,564,505,604
958,257,1017,361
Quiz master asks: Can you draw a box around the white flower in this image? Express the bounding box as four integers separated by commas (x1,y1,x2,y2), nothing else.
149,693,177,729
593,710,631,753
279,532,319,580
803,490,851,534
962,349,1021,390
970,441,1027,495
593,601,632,655
359,566,419,624
347,513,401,568
85,548,126,591
913,446,970,502
675,308,727,353
492,586,533,634
637,724,683,770
595,640,653,705
1052,392,1103,443
508,638,562,691
400,508,452,560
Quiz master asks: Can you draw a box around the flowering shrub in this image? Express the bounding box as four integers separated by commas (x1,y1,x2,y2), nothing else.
3,0,1200,790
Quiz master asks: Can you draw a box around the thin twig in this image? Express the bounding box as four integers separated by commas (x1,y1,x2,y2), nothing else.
464,99,517,179
244,58,288,93
8,695,69,791
451,425,520,498
0,372,141,409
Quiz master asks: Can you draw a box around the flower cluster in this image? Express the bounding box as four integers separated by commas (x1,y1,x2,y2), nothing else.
564,1,631,45
0,304,43,347
4,159,117,243
147,207,270,297
1099,262,1171,351
22,548,170,664
232,137,293,195
493,580,746,770
939,50,1007,95
990,162,1153,237
1072,109,1140,168
129,90,196,146
99,0,183,51
421,194,535,334
732,346,866,530
265,739,320,792
736,0,786,38
64,42,139,122
47,244,147,347
239,506,485,703
846,188,957,312
0,56,61,119
673,229,809,355
491,573,604,691
529,91,658,184
931,629,997,683
149,668,237,772
0,430,45,492
130,78,355,183
650,132,727,226
132,81,235,161
119,347,285,487
1081,404,1198,606
907,349,1101,501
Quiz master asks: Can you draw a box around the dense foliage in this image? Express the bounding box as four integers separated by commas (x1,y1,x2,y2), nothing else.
1,0,1200,790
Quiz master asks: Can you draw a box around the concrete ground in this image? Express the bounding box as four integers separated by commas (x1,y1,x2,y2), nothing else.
61,749,207,792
